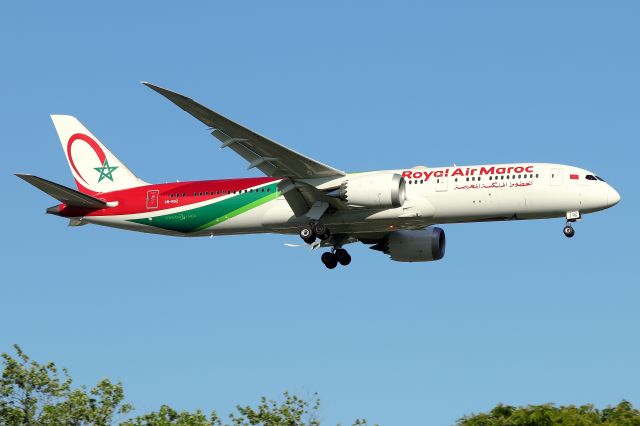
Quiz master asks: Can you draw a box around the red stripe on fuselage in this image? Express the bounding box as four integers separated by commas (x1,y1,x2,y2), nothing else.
54,177,279,218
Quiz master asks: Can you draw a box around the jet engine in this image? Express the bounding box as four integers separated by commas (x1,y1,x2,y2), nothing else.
371,227,446,262
334,173,406,208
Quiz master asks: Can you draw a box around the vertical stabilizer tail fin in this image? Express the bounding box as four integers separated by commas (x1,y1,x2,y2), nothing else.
51,115,147,194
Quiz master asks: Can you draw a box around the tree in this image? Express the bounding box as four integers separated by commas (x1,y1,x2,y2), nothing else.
0,344,133,425
124,392,373,426
121,404,220,426
2,346,373,425
6,344,639,426
457,401,640,426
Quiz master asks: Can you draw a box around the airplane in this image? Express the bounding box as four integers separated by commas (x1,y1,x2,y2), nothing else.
16,82,621,269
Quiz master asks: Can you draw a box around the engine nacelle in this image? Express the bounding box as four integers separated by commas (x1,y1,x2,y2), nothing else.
336,173,406,208
371,227,446,262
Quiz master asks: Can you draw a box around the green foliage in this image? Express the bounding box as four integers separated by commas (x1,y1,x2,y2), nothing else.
457,401,640,426
0,344,132,425
125,392,374,426
1,346,374,425
121,404,220,426
229,392,319,426
5,344,639,426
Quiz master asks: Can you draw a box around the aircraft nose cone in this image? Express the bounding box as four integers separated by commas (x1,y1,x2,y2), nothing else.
607,187,621,207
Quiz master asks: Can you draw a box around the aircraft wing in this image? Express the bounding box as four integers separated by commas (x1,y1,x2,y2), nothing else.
143,82,345,180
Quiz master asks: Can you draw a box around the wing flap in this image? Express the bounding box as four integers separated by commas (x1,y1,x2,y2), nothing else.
16,174,107,209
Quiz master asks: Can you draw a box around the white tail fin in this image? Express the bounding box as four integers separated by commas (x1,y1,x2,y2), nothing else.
51,115,147,194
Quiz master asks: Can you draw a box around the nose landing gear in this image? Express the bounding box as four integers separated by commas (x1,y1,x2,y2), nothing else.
563,210,580,238
563,223,575,238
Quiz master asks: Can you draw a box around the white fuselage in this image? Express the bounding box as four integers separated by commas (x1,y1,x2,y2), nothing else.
82,162,620,238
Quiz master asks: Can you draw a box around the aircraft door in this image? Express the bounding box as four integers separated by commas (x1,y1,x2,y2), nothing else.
146,189,159,209
435,176,448,192
550,168,563,186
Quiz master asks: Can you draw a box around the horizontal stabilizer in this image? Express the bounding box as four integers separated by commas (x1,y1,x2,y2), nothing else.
16,174,107,209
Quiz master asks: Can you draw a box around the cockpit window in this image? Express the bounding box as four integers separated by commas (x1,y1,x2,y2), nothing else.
596,176,606,182
585,175,597,181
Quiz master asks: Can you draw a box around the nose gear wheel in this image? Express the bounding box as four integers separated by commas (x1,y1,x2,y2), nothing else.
563,223,575,238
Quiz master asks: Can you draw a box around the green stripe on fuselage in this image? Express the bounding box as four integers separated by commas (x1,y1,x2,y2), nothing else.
128,183,279,233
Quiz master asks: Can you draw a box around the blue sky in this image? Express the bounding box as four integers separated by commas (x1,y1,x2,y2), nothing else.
1,2,638,425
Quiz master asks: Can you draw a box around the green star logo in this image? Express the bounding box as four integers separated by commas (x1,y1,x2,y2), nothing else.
94,158,119,183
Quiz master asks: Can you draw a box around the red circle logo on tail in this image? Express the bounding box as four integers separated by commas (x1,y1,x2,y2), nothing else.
67,133,107,185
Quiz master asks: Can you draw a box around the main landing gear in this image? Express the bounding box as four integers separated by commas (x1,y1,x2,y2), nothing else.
299,223,351,269
298,222,331,244
321,248,352,269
